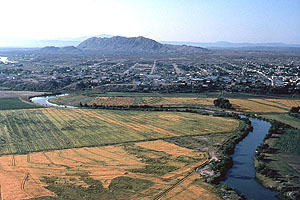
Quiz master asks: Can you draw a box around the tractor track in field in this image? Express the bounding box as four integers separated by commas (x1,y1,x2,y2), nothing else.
152,156,209,200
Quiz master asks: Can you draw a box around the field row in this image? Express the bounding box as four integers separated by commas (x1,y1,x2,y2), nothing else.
0,108,239,155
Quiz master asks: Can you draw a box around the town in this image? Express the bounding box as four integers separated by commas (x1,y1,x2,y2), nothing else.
0,48,299,95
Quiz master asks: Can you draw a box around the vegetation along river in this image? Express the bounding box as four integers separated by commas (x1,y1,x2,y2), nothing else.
221,118,277,200
31,94,278,199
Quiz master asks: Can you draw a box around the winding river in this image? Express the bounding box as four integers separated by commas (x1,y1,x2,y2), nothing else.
30,94,77,108
31,94,278,199
221,118,277,199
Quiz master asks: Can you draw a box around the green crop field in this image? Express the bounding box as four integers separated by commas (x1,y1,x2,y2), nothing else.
263,114,300,129
0,98,42,110
273,128,300,154
0,108,239,155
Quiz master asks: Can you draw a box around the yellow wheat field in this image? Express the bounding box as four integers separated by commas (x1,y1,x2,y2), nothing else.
0,140,214,200
139,97,215,106
265,99,300,108
90,97,135,106
229,99,288,113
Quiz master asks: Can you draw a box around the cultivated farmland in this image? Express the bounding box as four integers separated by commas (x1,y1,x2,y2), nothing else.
262,114,300,129
229,99,288,113
0,90,44,98
0,140,215,200
49,93,300,113
0,108,239,155
90,97,135,106
0,98,42,110
138,97,215,107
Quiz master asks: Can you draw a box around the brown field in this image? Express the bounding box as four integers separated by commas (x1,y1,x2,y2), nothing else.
88,97,215,107
265,99,300,108
138,97,215,106
0,91,44,98
52,94,300,113
229,98,300,113
90,97,135,106
228,98,288,113
48,94,94,106
86,96,298,113
0,140,214,200
159,173,221,200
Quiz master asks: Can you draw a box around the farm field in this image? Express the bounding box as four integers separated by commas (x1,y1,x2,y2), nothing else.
228,98,289,113
0,140,215,200
138,97,215,107
255,120,300,193
49,93,300,113
0,98,42,110
262,114,300,129
0,108,239,155
0,90,44,98
90,97,135,106
48,94,94,107
89,96,215,107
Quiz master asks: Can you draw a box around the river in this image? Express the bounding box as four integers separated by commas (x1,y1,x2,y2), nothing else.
30,94,77,108
221,118,277,199
31,94,278,199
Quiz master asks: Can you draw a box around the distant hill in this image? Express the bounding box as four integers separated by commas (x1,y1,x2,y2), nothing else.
40,46,81,53
161,41,300,49
77,36,207,54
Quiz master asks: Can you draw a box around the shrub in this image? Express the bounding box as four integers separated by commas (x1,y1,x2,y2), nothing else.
213,98,233,109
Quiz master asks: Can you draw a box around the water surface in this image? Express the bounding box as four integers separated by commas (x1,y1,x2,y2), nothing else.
221,118,277,200
30,94,77,108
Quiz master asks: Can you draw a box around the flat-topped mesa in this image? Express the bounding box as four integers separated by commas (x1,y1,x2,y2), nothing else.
77,36,208,54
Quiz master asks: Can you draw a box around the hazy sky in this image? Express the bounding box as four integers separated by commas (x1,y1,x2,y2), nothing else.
0,0,299,44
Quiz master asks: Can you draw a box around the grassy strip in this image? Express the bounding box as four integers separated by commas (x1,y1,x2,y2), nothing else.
31,173,154,200
0,97,42,110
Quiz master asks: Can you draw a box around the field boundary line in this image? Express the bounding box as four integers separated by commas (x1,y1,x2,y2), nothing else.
27,153,30,163
12,155,16,166
42,152,54,165
20,173,34,198
153,154,209,200
21,173,29,191
153,170,195,200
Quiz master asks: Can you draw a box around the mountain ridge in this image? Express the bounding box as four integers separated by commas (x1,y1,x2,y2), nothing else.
77,36,207,54
161,41,300,48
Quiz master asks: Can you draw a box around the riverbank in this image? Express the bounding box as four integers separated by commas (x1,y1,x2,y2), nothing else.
161,114,252,200
196,117,252,199
254,117,300,200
